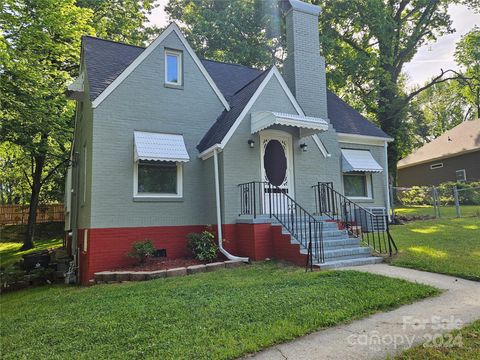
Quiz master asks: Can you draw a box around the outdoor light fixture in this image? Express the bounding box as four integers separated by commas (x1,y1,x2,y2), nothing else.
300,143,308,152
248,139,255,148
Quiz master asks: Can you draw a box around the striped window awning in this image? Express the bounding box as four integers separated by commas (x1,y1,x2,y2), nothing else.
134,131,189,162
341,149,383,173
251,111,329,137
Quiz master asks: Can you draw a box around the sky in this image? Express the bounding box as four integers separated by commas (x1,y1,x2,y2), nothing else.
148,2,480,87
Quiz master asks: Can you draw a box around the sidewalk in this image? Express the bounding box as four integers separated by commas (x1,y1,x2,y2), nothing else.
247,264,480,360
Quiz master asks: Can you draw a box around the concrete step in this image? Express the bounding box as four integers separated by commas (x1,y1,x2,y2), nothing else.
303,246,372,259
322,238,361,249
291,236,358,247
282,228,347,238
314,256,383,270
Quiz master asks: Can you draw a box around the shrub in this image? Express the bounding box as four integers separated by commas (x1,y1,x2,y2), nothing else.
396,181,480,206
0,266,27,291
396,186,431,206
187,229,218,262
127,240,155,264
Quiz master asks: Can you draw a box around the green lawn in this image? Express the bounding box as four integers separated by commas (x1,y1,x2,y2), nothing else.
0,222,64,268
394,320,480,360
389,217,480,281
394,205,480,219
0,263,438,359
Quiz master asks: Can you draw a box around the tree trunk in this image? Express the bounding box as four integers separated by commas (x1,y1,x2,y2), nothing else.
376,79,404,187
21,155,45,251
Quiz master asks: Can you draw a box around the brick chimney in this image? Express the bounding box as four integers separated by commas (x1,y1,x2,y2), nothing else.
283,0,328,119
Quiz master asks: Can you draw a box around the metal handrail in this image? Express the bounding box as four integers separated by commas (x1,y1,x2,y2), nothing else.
312,182,397,256
238,181,324,269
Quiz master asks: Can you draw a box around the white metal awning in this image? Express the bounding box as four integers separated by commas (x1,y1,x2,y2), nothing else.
341,149,383,173
134,131,190,162
251,111,329,137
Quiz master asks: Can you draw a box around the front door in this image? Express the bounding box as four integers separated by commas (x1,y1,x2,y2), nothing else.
260,130,294,214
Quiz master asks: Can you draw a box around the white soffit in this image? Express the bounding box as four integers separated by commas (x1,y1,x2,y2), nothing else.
251,111,328,135
134,131,189,162
341,149,383,173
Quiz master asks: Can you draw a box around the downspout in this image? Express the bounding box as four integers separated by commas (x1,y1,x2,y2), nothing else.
384,141,391,221
213,148,249,262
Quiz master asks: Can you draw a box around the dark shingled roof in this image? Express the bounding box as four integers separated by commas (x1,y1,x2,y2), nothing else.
197,69,270,152
80,35,390,150
82,36,144,101
201,59,265,101
327,92,390,138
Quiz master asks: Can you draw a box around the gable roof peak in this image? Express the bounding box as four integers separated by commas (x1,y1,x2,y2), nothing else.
89,21,230,110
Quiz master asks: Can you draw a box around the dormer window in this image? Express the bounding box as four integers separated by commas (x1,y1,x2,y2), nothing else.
165,49,182,86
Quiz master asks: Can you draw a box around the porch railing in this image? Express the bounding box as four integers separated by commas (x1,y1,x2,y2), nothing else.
313,182,397,256
238,181,324,269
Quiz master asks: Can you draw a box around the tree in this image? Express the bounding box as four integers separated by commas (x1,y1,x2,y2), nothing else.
318,0,480,183
76,0,159,46
454,26,480,118
165,0,283,67
411,80,468,140
0,0,94,250
0,142,30,205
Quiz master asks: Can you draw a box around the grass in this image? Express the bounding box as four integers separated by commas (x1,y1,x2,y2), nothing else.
394,205,480,219
0,263,438,359
394,320,480,360
389,217,480,281
0,222,64,268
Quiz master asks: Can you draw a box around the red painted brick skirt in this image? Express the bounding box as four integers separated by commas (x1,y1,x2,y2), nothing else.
76,223,306,284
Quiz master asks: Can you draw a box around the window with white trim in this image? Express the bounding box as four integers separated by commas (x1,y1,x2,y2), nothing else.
343,172,372,199
456,169,466,182
165,49,182,85
134,160,183,198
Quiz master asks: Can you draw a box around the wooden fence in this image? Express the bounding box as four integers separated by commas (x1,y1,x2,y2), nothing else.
0,204,64,225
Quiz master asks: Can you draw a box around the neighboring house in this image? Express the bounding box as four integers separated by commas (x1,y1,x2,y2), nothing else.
398,119,480,187
66,0,393,284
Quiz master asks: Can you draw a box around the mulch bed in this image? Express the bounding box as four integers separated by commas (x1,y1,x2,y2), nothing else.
114,258,216,272
392,214,436,224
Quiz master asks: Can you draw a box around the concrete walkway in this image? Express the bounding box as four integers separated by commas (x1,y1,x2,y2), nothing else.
247,264,480,360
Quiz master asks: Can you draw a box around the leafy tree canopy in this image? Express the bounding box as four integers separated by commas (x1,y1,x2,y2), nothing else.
454,26,480,118
76,0,159,45
165,0,283,67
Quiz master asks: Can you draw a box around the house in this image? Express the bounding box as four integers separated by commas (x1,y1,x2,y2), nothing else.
397,119,480,187
65,0,393,284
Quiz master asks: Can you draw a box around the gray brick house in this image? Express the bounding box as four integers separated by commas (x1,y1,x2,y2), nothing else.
66,0,393,284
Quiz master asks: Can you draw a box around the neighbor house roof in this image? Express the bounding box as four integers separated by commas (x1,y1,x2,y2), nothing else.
398,119,480,169
80,35,390,151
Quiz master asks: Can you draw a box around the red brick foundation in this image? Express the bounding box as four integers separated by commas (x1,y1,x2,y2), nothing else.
77,222,307,284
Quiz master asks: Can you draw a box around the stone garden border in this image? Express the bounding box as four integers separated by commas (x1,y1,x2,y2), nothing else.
93,260,245,284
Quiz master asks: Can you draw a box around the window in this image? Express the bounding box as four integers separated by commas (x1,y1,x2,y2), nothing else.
343,172,372,199
456,169,466,182
430,163,443,170
165,50,182,85
134,160,183,198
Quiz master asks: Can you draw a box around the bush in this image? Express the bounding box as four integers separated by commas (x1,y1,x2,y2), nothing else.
0,266,27,291
396,181,480,206
127,240,155,264
396,186,431,206
187,229,218,262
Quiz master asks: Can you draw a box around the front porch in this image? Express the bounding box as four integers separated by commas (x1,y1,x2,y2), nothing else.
234,181,396,269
